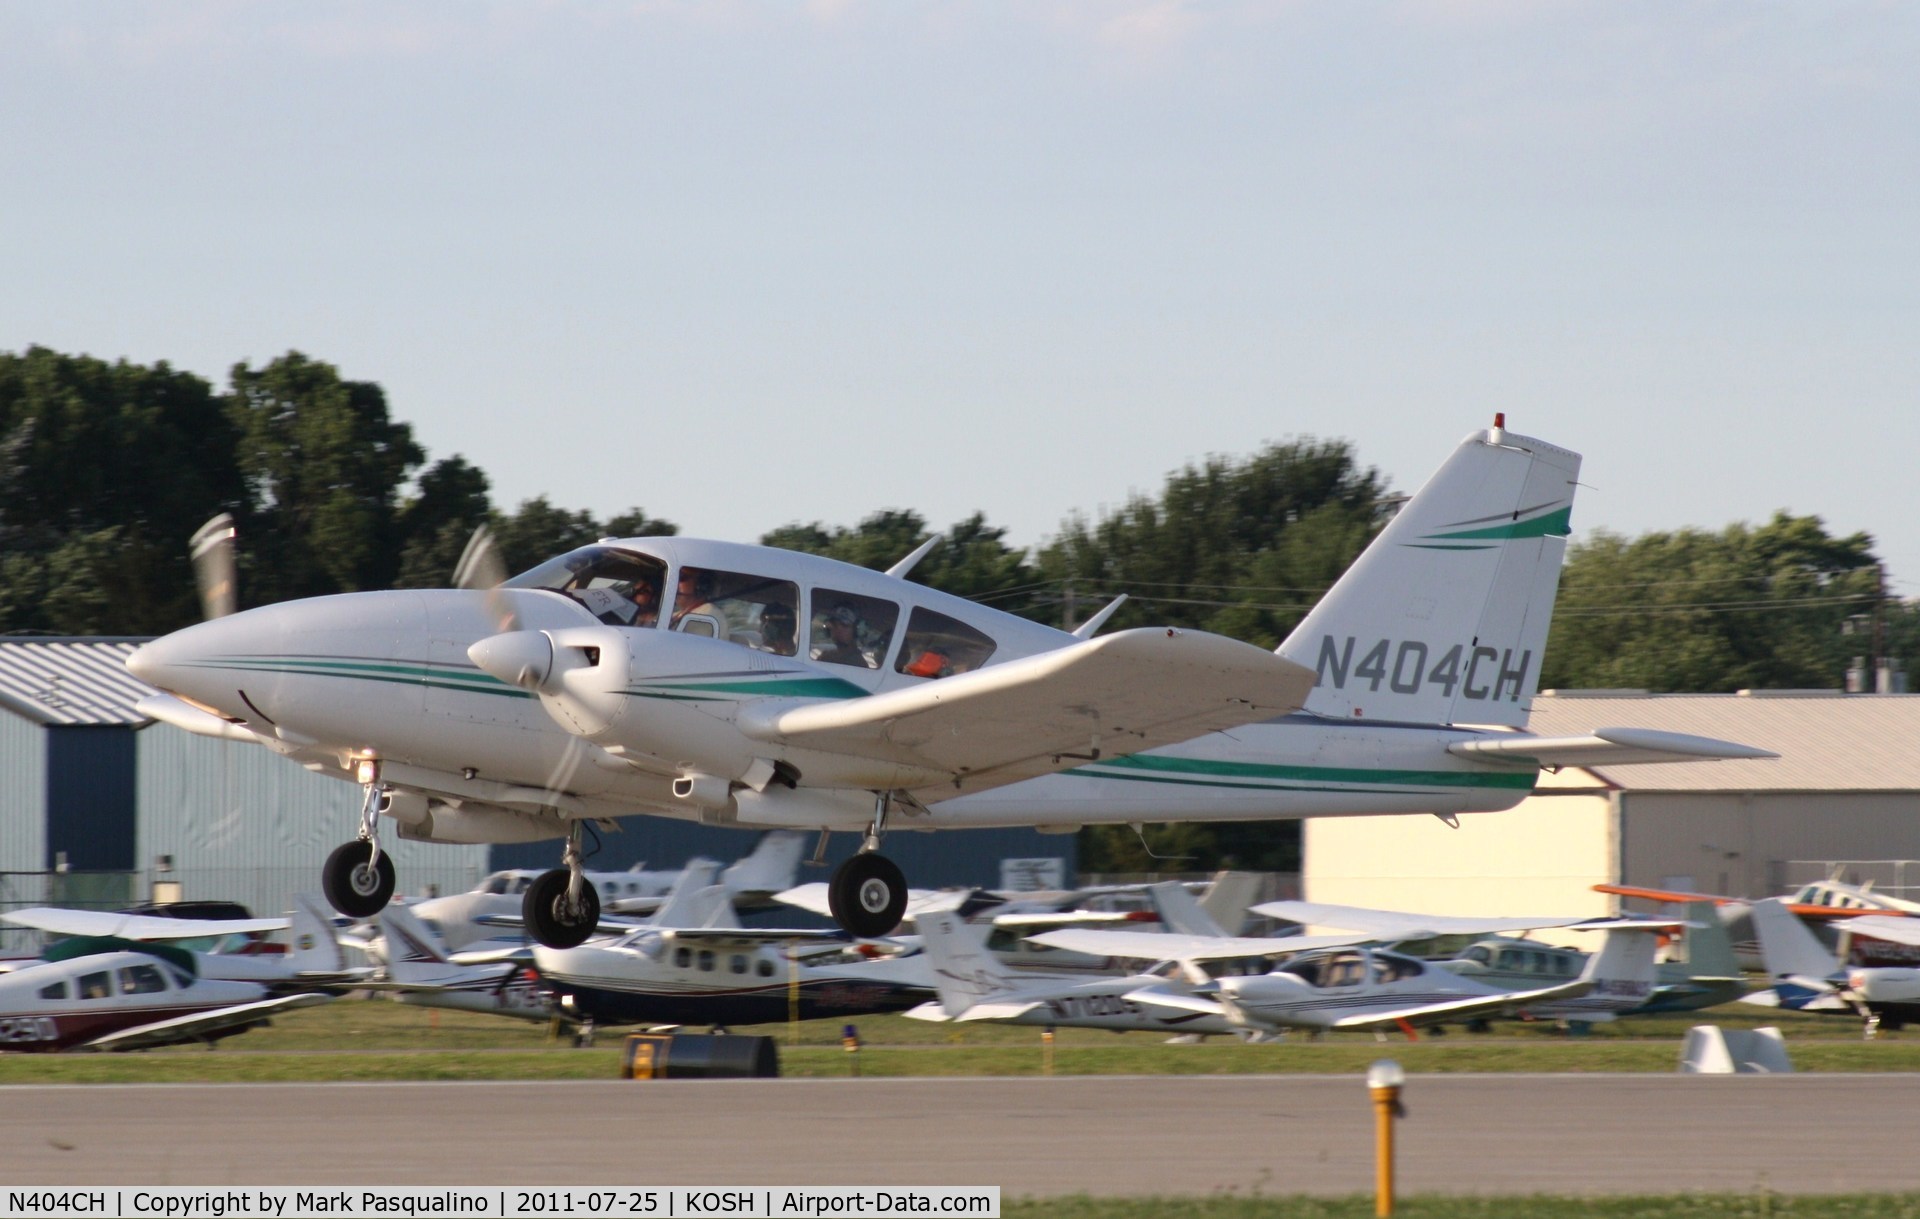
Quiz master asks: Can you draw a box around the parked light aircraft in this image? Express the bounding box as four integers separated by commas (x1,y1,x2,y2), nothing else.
1,894,367,991
1742,896,1920,1035
1598,877,1920,968
0,938,329,1052
372,904,556,1024
397,830,806,952
128,420,1771,948
1035,921,1668,1035
904,910,1362,1038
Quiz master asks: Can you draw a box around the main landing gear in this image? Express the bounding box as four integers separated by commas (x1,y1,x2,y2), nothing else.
827,793,908,938
523,821,600,950
323,772,397,918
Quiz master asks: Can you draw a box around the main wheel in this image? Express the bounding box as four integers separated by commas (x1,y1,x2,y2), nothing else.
322,840,396,918
524,868,601,950
829,853,907,938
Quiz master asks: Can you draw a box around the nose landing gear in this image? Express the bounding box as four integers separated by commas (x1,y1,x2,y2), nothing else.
323,773,397,918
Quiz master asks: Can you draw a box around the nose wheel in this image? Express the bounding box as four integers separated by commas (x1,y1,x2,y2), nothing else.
829,852,907,938
322,839,396,918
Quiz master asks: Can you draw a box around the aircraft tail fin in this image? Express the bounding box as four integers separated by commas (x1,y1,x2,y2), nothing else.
1749,897,1842,982
1579,925,1661,998
722,831,806,896
647,860,726,928
1276,422,1581,727
1677,900,1741,979
916,911,1027,1018
378,904,460,987
1149,881,1229,938
1198,872,1262,937
285,893,348,975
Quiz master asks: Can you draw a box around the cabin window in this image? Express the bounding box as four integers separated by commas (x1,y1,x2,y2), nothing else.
894,607,997,679
674,947,692,968
119,964,168,995
1463,946,1493,966
77,971,112,1000
670,567,801,653
697,949,716,972
37,981,67,1001
1374,955,1424,983
756,958,775,978
504,545,670,629
810,591,899,669
1320,952,1367,988
729,954,748,975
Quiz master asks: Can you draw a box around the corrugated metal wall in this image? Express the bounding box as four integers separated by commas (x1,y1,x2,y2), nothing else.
1621,791,1920,900
0,711,46,874
135,724,488,916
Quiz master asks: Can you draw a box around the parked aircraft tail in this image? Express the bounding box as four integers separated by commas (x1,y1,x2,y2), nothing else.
1277,421,1580,728
1578,924,1662,1001
1198,872,1263,938
1750,897,1843,983
379,903,455,970
722,831,806,896
646,860,737,928
917,911,1027,1018
286,893,350,975
1678,900,1741,980
1149,881,1229,938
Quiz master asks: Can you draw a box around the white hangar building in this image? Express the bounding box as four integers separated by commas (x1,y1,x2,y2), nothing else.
1304,691,1920,926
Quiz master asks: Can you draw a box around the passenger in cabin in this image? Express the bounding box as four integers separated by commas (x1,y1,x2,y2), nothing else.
672,568,721,632
757,602,797,657
814,604,870,667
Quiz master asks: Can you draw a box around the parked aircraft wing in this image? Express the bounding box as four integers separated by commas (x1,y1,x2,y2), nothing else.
1253,900,1601,939
736,628,1315,794
1029,928,1369,962
658,928,846,946
1328,978,1593,1030
1125,985,1231,1017
1832,916,1920,949
1595,883,1912,923
1,907,288,940
80,993,333,1052
1447,727,1777,767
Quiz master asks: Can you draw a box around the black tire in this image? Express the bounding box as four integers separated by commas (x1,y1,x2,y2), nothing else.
829,853,907,938
524,868,601,950
322,840,396,918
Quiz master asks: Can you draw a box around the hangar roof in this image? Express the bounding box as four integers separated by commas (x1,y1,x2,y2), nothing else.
1524,690,1920,793
0,638,156,726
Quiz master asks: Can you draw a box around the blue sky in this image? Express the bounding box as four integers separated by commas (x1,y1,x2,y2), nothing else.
5,3,1917,590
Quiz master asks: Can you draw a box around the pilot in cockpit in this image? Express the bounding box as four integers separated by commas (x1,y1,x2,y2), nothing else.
757,602,797,657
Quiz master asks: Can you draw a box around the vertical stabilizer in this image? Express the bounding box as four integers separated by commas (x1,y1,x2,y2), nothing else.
1579,926,1660,996
917,911,1026,1018
287,893,348,975
1679,901,1741,979
1277,424,1581,727
722,831,807,896
1750,897,1842,982
1149,881,1229,938
646,860,726,928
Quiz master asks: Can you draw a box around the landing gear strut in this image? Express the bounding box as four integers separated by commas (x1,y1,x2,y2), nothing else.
524,821,600,950
827,793,908,938
323,771,396,918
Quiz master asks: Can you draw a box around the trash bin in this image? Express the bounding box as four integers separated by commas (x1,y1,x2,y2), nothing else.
621,1032,780,1079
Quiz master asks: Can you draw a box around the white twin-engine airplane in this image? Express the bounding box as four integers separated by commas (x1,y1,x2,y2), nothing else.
128,419,1772,949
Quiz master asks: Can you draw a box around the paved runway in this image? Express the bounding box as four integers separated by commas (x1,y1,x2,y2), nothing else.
4,1075,1918,1197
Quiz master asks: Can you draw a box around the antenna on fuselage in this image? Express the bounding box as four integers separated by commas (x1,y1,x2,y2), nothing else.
1071,595,1129,640
885,534,943,580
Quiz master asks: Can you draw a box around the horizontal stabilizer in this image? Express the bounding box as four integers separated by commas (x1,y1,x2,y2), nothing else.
1448,727,1777,767
1030,927,1368,962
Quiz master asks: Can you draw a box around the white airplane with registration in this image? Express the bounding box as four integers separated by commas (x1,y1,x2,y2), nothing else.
126,418,1771,950
0,938,329,1053
904,910,1362,1038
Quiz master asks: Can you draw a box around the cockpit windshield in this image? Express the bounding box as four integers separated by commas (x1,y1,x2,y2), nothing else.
503,545,669,628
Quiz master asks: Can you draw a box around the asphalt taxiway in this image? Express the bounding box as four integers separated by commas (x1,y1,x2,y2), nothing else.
4,1075,1917,1196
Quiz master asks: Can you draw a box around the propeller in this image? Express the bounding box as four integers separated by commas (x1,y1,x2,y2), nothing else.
454,524,516,632
190,513,238,619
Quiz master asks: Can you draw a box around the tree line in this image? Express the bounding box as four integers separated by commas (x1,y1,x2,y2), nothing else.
4,345,1910,871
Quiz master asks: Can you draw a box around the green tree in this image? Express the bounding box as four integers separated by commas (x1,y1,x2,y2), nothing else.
761,509,1042,615
1541,512,1884,692
226,353,424,604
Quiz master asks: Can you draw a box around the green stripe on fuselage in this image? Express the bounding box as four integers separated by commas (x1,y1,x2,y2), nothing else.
1071,753,1537,792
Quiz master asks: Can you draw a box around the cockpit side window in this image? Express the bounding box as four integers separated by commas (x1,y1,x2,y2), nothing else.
503,545,668,629
669,568,800,652
809,591,900,670
894,607,997,679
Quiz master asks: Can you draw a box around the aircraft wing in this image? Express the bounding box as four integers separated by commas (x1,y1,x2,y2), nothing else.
1328,978,1592,1030
79,993,333,1052
658,928,847,946
1029,928,1369,962
1594,883,1911,923
1,907,289,940
1253,900,1601,939
736,628,1316,794
1833,916,1920,949
1447,727,1777,768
